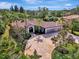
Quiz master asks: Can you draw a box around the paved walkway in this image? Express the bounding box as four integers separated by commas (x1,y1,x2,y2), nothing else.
24,35,56,59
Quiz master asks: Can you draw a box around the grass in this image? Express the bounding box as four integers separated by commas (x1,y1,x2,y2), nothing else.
68,29,79,36
73,31,79,36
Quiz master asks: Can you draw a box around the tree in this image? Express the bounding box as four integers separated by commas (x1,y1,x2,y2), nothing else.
0,25,16,59
10,27,31,51
0,20,5,35
0,25,30,59
10,6,14,11
14,5,18,12
37,7,48,19
20,6,24,13
38,7,41,12
72,20,79,32
42,7,48,20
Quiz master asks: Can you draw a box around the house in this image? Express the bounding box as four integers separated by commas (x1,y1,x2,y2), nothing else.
11,19,62,34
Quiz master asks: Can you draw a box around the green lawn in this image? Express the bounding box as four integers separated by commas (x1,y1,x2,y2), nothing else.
73,31,79,36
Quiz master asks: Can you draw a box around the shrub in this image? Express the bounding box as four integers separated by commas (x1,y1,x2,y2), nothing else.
10,28,31,42
52,43,79,59
72,20,79,32
10,28,31,51
73,31,79,36
0,20,5,36
57,47,69,54
44,16,58,22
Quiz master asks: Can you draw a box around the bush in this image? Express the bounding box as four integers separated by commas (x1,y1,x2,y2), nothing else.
72,20,79,32
0,20,5,36
52,43,79,59
10,28,31,51
73,31,79,36
10,28,31,42
44,16,58,22
57,47,69,54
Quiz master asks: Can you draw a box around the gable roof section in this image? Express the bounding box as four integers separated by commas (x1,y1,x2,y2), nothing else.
11,19,62,29
26,19,62,28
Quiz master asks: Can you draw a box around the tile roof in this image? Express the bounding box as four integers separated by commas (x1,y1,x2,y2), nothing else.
11,19,62,29
28,20,62,28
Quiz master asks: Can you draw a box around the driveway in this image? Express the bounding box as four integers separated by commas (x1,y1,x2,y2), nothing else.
24,35,56,59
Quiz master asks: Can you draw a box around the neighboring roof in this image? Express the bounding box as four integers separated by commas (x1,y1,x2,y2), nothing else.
11,19,62,29
63,15,79,20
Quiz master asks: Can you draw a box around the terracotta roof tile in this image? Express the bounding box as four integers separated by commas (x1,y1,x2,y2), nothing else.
11,20,62,29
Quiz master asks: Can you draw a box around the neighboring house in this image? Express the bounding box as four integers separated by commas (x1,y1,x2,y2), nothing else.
11,19,62,34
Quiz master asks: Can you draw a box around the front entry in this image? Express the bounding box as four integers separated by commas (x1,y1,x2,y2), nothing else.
29,27,33,33
35,26,45,34
29,26,45,34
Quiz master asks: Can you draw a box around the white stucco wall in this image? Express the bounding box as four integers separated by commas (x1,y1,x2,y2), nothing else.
45,26,62,33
